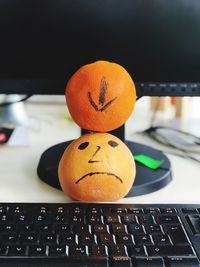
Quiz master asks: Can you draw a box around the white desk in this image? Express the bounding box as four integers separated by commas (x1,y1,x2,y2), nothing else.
0,96,199,204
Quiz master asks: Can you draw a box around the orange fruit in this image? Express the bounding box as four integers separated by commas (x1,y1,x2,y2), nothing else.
58,133,136,201
65,60,136,132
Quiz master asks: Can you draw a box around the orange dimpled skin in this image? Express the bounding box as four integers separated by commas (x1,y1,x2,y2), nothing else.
58,133,136,201
65,60,136,132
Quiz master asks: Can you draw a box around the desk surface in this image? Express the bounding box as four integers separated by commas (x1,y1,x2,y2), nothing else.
0,96,199,204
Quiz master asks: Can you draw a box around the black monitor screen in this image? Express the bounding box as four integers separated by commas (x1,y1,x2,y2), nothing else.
0,0,200,95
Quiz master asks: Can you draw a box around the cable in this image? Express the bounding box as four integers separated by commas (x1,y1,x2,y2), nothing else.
137,97,200,164
144,128,200,164
0,95,33,107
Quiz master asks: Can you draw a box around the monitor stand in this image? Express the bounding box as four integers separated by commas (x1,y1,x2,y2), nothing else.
37,125,172,197
0,95,29,127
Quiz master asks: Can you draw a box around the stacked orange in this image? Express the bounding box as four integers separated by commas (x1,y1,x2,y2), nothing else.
58,60,137,201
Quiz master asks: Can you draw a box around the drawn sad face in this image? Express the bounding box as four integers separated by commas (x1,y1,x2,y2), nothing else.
58,133,136,201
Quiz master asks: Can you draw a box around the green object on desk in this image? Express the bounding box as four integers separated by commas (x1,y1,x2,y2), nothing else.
134,154,164,170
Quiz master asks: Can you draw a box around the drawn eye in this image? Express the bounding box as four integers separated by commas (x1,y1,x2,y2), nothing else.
78,142,89,150
108,140,119,147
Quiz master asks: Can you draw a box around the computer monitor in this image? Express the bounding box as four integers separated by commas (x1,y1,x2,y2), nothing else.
0,0,200,96
0,0,199,197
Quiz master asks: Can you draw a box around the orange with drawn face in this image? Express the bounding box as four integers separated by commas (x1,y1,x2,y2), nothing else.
58,133,136,201
65,60,136,132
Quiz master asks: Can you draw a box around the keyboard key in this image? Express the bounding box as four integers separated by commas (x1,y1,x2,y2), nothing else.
160,208,177,214
170,231,189,245
0,205,8,214
15,214,32,223
93,224,108,234
20,233,38,245
116,234,134,245
0,245,8,256
39,224,53,233
134,257,165,266
163,225,189,245
48,245,67,256
168,256,200,266
187,215,200,235
0,224,15,232
70,206,86,215
145,224,163,235
108,244,127,256
155,215,180,224
126,246,146,257
87,215,103,224
134,234,153,245
73,224,91,234
40,233,57,245
54,214,68,223
0,214,14,223
35,205,51,214
55,223,71,233
104,215,121,224
2,234,19,245
78,233,96,245
54,206,67,214
87,207,102,214
18,224,35,232
182,208,198,214
70,215,85,224
146,245,194,257
127,208,143,214
29,245,47,256
152,234,171,245
99,234,114,245
88,245,107,256
58,234,77,245
127,224,145,235
69,245,87,256
137,215,155,225
111,207,127,214
144,208,160,214
111,256,132,267
110,223,126,234
8,245,27,256
121,214,138,224
34,214,51,223
163,224,184,234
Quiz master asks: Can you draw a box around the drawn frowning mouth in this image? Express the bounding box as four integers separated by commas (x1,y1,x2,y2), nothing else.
75,172,123,184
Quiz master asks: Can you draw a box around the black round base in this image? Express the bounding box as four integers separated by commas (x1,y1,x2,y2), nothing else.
37,141,172,197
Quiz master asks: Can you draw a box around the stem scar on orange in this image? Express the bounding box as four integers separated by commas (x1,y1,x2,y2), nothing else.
58,133,136,201
65,60,136,132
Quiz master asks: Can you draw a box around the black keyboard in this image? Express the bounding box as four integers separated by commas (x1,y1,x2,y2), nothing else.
0,203,200,266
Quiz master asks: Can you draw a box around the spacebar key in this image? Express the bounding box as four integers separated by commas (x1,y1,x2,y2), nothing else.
0,257,109,267
70,257,109,267
168,257,200,266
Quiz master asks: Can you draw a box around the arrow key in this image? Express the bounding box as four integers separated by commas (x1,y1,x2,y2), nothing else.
126,245,146,257
8,245,27,256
